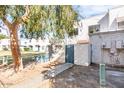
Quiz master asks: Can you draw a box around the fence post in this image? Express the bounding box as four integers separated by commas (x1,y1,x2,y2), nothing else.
2,56,8,65
99,64,106,87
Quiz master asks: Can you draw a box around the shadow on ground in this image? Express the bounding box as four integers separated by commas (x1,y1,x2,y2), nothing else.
49,64,124,88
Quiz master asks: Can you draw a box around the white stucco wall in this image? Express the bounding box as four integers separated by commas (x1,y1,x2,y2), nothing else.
77,6,124,42
98,13,109,32
74,44,91,66
77,14,105,41
99,6,124,32
90,30,124,65
109,6,124,31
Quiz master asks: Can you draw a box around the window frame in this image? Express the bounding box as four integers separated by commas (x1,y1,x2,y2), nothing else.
118,21,124,29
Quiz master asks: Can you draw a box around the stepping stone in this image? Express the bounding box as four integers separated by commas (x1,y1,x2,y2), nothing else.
45,63,73,78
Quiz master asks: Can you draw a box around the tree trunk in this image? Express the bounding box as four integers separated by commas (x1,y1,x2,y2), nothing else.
10,24,23,72
2,6,30,72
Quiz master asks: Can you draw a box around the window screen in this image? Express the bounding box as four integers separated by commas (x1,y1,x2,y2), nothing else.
118,21,124,29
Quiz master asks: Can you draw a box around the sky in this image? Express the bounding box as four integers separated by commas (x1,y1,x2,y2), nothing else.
73,5,116,19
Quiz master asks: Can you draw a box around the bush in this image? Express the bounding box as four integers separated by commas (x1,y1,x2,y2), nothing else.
89,30,94,34
3,47,8,51
24,47,30,51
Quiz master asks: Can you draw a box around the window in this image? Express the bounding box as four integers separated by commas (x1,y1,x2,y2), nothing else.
118,21,124,29
20,34,23,38
29,45,33,49
25,42,27,44
29,39,31,42
74,28,78,35
88,25,100,34
42,46,45,50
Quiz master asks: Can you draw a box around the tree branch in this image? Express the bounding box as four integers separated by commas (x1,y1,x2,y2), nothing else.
21,5,30,22
12,5,30,29
2,16,12,30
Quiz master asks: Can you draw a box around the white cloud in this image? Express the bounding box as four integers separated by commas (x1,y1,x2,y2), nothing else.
77,5,118,18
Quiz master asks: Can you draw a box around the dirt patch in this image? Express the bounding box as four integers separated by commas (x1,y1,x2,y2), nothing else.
49,64,124,88
1,63,124,88
0,63,40,87
0,60,63,88
50,65,100,88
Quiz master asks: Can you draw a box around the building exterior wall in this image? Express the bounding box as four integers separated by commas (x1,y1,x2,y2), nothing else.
74,44,91,66
98,13,109,32
76,6,124,42
109,6,124,31
0,38,50,52
99,6,124,31
90,30,124,65
76,14,105,42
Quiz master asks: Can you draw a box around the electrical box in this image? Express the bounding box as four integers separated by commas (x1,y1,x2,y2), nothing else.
102,42,111,49
101,42,106,48
122,41,124,48
116,40,122,49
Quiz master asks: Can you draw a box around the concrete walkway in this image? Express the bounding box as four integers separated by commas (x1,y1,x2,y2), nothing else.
11,74,44,88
